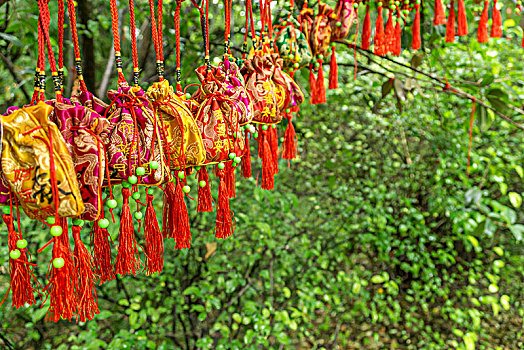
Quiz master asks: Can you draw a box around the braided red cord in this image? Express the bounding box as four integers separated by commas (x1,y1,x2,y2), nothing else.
158,0,164,60
129,0,139,85
66,0,87,91
149,0,160,62
109,0,126,83
58,0,64,74
174,0,182,90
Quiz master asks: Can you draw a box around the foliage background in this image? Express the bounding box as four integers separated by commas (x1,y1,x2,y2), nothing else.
0,0,523,349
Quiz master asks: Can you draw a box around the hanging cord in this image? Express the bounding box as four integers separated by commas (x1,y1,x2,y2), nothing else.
174,0,182,91
109,0,127,84
149,0,165,80
223,0,233,59
242,0,257,59
191,0,210,71
31,12,45,104
66,0,88,91
57,0,65,92
129,0,140,86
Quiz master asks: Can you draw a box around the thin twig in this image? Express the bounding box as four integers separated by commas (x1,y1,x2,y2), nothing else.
0,52,30,103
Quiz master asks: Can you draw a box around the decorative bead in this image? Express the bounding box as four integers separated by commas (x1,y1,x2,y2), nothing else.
199,180,206,187
395,1,400,5
318,54,324,60
10,249,21,260
72,218,84,226
336,21,342,27
134,212,143,220
16,239,28,249
314,62,320,68
286,108,291,113
254,132,259,139
234,156,241,164
218,163,226,170
195,166,201,171
52,257,65,269
262,125,268,131
178,170,185,179
293,62,300,68
185,93,191,99
229,153,236,160
272,124,277,129
149,161,159,170
107,199,118,208
353,2,358,7
2,206,10,215
46,217,56,225
122,181,131,189
282,21,288,26
132,192,140,200
182,185,191,194
98,218,110,229
128,175,138,185
390,4,396,10
50,225,63,237
136,166,146,176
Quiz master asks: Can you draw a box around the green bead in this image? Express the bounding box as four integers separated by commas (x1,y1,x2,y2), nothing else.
390,5,396,10
318,54,324,60
234,157,241,164
9,249,21,260
229,153,236,160
293,62,300,68
378,2,383,6
218,163,226,170
2,206,10,215
52,257,65,269
132,192,140,200
353,2,358,7
286,108,291,113
272,124,277,129
136,166,146,176
195,166,201,171
416,0,421,3
185,93,191,99
262,125,268,131
254,132,259,139
107,199,118,208
314,62,320,68
16,239,28,249
178,170,185,179
50,225,63,237
46,216,56,225
72,218,84,226
122,181,131,189
98,218,110,229
199,180,206,187
182,185,191,194
149,160,159,170
128,175,138,185
134,212,143,220
395,1,400,5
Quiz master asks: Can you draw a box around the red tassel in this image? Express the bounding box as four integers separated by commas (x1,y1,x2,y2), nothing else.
433,0,447,25
412,4,421,49
361,5,372,50
269,126,279,174
172,179,191,249
92,211,114,285
309,64,317,104
282,115,298,160
446,1,456,43
162,181,176,238
241,131,252,178
394,20,402,55
260,128,275,190
374,6,386,55
1,214,36,308
225,161,236,198
328,45,338,89
316,61,327,104
144,193,163,275
385,11,395,53
47,221,76,322
490,0,502,38
477,1,489,43
72,225,99,323
214,169,234,239
457,0,469,36
197,166,213,212
114,187,141,276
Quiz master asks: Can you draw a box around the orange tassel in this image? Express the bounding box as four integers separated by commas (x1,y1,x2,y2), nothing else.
92,211,114,285
114,187,141,276
162,181,176,238
385,11,395,53
361,5,372,50
197,166,213,212
374,6,386,55
1,214,36,308
433,0,447,25
260,128,275,190
214,169,234,239
477,1,489,43
316,61,327,104
445,1,456,43
309,64,317,104
47,220,76,322
490,0,502,38
173,179,191,249
144,193,163,275
394,20,402,55
241,130,252,178
225,161,236,198
72,224,99,323
270,126,279,174
328,45,338,89
457,0,469,36
282,115,297,160
412,4,421,49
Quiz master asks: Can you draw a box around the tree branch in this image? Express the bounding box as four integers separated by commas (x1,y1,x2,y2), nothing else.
0,51,30,103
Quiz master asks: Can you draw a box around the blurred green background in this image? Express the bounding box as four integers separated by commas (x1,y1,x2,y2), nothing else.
0,0,523,349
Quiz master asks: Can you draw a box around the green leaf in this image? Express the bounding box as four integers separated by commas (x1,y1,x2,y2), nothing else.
232,313,242,323
500,295,510,310
465,187,481,205
381,79,393,98
466,235,479,248
255,222,271,236
32,304,50,323
0,32,24,48
475,105,494,132
463,332,477,350
480,74,494,86
500,207,517,224
283,287,291,299
514,165,524,178
371,275,385,284
493,247,504,256
508,192,522,208
183,286,201,297
509,224,524,241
